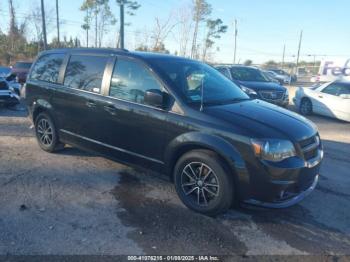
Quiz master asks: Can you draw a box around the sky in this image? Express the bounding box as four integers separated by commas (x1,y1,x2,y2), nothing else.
1,0,349,64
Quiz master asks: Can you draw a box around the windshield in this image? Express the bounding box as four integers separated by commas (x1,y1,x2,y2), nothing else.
230,67,269,82
149,59,249,105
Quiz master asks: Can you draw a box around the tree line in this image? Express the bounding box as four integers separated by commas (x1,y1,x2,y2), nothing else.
0,0,229,65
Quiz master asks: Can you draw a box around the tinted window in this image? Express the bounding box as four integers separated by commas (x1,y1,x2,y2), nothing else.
109,58,163,104
64,55,108,93
30,54,65,83
322,83,343,96
148,59,249,104
217,67,232,79
230,67,269,82
340,85,350,95
15,62,32,69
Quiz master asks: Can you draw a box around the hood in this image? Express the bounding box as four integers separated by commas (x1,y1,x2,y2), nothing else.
237,80,286,91
205,100,317,141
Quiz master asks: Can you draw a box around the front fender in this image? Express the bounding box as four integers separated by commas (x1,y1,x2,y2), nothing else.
164,132,250,198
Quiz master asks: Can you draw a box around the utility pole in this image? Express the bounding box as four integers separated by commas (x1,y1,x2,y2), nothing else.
41,0,47,50
95,12,98,47
295,30,303,72
281,44,285,69
119,0,125,49
56,0,60,46
233,19,237,64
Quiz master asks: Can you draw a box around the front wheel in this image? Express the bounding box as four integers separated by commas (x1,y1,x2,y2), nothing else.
300,98,312,115
174,150,234,216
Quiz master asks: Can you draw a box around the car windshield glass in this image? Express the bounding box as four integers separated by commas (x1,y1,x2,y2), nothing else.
149,59,249,105
230,67,269,82
15,62,32,69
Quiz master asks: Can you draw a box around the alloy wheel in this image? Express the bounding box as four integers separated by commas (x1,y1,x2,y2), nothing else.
37,118,54,146
181,162,220,207
301,100,311,114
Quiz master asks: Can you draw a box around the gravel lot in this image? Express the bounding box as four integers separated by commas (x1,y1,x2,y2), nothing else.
0,95,349,257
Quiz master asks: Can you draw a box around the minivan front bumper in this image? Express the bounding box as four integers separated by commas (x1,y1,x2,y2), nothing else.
240,144,323,208
243,174,318,208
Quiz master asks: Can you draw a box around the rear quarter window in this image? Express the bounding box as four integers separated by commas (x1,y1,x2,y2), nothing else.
63,55,108,94
30,54,65,83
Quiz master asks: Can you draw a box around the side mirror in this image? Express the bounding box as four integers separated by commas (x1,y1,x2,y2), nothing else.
339,94,350,99
144,89,165,108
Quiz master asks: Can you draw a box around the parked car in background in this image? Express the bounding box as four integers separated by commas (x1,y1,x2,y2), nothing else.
0,66,11,77
11,61,32,84
0,78,20,107
269,69,297,83
1,74,22,96
25,48,322,215
293,81,350,122
216,65,289,107
310,75,321,83
263,70,284,85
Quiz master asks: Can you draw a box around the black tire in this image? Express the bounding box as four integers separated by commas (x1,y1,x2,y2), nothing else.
174,149,234,216
299,98,312,115
34,112,64,152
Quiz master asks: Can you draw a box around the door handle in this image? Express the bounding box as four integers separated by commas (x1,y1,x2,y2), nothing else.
86,100,97,108
104,105,118,115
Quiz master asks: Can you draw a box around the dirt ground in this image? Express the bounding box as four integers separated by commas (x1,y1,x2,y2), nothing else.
0,97,349,257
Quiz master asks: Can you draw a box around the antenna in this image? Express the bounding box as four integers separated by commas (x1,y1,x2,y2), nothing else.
200,75,204,112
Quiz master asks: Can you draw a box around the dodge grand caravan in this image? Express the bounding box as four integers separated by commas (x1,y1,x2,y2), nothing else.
25,48,323,215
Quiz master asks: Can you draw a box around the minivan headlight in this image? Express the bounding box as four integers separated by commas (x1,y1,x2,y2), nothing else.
241,85,257,95
251,139,296,162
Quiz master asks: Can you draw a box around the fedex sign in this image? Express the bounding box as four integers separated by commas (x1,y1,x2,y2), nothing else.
319,59,350,81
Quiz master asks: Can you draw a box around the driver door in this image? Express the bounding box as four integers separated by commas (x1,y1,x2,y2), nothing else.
97,56,169,170
318,82,347,118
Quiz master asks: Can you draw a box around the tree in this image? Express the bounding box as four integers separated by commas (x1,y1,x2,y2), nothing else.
28,4,55,51
8,0,18,37
175,4,193,57
264,60,278,68
81,10,92,47
151,15,177,51
116,0,140,49
190,0,212,59
243,59,253,66
97,2,116,47
202,18,227,61
152,42,170,54
81,0,116,48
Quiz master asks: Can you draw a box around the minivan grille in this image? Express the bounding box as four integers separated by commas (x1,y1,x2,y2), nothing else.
259,90,284,100
299,135,320,161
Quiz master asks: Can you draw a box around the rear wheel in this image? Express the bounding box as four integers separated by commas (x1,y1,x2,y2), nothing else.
34,112,64,152
300,98,312,115
174,150,234,216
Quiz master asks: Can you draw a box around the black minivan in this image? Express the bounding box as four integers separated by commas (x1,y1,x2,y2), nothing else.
25,48,323,215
